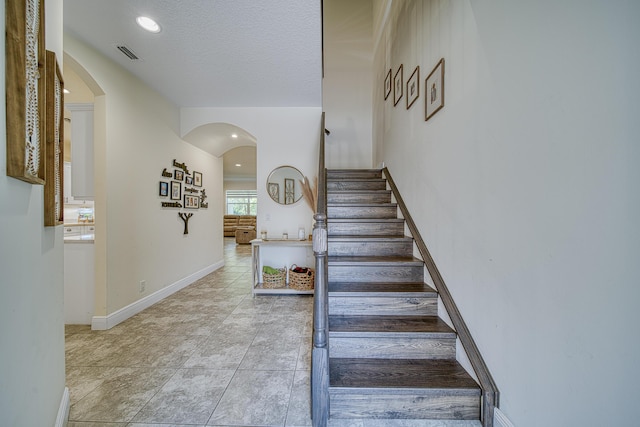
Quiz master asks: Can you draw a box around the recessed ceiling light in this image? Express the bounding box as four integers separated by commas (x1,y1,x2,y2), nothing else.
136,16,161,33
235,163,242,167
231,133,238,138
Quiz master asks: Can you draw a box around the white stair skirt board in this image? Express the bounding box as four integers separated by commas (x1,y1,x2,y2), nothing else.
55,387,70,427
494,407,515,427
91,260,224,330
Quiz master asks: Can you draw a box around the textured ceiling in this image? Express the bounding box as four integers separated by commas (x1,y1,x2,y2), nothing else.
63,0,323,108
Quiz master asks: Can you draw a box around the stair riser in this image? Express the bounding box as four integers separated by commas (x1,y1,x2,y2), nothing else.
330,337,456,359
328,192,391,204
328,241,412,256
328,222,404,236
328,205,398,219
328,181,387,191
327,170,382,180
328,296,437,316
328,265,423,283
329,393,480,420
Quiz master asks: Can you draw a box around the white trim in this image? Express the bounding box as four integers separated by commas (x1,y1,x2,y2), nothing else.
55,387,70,427
91,261,224,330
494,407,515,427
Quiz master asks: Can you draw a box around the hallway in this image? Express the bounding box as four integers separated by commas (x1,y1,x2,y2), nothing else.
65,239,481,427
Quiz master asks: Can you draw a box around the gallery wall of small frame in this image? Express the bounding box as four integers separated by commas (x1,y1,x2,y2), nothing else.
385,58,445,122
159,159,208,235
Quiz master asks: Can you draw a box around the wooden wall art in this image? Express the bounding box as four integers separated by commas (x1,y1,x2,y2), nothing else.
6,0,46,184
44,50,64,226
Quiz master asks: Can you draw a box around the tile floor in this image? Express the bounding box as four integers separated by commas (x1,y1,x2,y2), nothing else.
65,239,481,427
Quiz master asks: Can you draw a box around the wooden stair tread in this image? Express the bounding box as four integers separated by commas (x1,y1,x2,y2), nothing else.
329,281,436,295
329,315,454,335
328,218,403,223
329,235,411,241
329,358,480,391
329,255,423,265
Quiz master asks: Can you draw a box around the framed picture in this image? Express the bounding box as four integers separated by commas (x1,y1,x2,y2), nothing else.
425,58,445,121
406,66,420,110
268,182,279,202
185,175,193,185
171,181,182,200
193,171,202,187
174,169,184,181
159,181,169,197
393,64,403,106
285,178,295,204
384,68,392,100
44,50,64,226
6,0,46,184
184,194,200,209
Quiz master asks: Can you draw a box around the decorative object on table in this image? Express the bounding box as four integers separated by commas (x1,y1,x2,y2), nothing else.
193,171,202,187
384,68,392,100
174,169,184,181
170,181,181,200
300,176,317,213
178,212,193,234
44,50,64,226
406,65,420,110
159,181,169,197
425,58,445,121
161,168,172,178
282,232,288,239
262,265,286,289
289,265,315,291
6,0,46,184
393,64,403,106
285,178,295,204
261,230,267,240
298,227,306,240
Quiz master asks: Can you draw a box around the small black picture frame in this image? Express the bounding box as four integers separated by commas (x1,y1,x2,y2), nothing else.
171,181,182,200
159,181,169,197
184,194,200,209
185,175,193,185
174,169,184,181
384,68,392,100
193,171,203,187
394,64,403,106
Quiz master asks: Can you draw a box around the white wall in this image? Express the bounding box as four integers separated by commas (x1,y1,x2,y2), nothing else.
0,0,67,425
64,35,224,318
182,107,322,239
373,1,640,426
323,0,374,169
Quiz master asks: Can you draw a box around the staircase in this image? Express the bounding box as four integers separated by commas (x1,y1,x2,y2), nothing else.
326,169,481,421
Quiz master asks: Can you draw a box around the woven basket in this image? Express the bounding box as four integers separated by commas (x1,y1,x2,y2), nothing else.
289,265,315,291
263,267,286,289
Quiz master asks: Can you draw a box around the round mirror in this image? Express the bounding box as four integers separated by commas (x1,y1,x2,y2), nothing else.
266,165,304,205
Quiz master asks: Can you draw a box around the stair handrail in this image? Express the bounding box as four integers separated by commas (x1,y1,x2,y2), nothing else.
311,112,329,426
382,167,499,427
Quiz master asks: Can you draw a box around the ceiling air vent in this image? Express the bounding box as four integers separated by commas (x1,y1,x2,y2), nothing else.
116,45,141,61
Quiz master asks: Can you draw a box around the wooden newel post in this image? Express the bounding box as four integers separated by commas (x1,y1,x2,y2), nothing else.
311,212,329,426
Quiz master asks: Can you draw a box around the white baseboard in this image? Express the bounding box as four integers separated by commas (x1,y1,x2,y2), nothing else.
494,407,515,427
55,387,69,427
91,261,224,330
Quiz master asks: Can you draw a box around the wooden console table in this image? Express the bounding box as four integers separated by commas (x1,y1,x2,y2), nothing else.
251,238,314,295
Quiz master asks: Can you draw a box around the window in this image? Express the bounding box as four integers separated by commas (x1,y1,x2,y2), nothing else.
226,190,257,215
